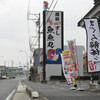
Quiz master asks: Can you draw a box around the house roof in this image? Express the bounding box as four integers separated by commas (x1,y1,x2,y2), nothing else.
0,66,6,68
78,1,100,27
94,0,100,5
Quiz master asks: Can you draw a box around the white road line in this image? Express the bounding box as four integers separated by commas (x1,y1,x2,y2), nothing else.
5,89,16,100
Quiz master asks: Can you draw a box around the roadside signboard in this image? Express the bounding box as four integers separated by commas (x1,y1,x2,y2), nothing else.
84,18,100,72
67,40,78,79
43,11,63,64
61,50,72,84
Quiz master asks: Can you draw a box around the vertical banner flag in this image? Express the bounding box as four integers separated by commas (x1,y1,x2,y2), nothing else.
43,11,63,64
84,18,100,72
61,50,72,84
67,40,78,79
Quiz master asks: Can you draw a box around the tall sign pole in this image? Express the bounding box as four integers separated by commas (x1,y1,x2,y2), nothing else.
61,12,64,80
42,11,46,83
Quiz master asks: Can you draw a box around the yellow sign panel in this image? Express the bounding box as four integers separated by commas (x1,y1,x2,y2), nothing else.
62,50,70,61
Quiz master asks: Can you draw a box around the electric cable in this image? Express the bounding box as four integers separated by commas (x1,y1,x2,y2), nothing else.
27,0,59,51
27,0,30,13
49,0,55,9
39,0,55,30
30,0,56,47
33,38,38,47
45,0,59,25
27,0,38,51
27,0,31,51
40,0,59,32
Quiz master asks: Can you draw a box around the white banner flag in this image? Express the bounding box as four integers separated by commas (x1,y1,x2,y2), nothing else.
67,40,78,79
84,18,100,72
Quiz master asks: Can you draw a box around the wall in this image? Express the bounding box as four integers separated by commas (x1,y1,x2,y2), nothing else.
45,45,85,80
46,64,62,80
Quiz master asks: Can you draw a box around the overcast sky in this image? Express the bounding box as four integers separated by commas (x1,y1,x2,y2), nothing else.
0,0,94,67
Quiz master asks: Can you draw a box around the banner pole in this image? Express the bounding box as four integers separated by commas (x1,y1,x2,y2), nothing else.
74,39,81,88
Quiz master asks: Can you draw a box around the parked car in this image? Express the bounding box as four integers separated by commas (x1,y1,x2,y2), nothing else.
1,75,7,79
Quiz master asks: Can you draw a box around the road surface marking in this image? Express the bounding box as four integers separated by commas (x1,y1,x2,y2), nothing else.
5,89,16,100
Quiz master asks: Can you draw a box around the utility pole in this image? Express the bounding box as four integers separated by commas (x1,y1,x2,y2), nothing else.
27,12,41,71
42,11,47,83
38,13,40,68
12,60,14,67
4,61,6,66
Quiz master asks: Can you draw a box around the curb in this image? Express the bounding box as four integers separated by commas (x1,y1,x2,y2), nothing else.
13,80,48,100
20,80,40,98
26,86,39,98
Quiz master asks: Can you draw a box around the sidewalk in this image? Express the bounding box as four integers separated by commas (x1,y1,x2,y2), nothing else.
25,79,100,94
24,79,100,100
12,81,48,100
13,81,32,100
13,79,100,100
47,79,100,93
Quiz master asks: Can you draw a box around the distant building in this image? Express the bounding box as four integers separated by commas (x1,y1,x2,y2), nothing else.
0,66,5,73
33,48,43,74
5,67,19,78
78,0,100,27
0,66,6,78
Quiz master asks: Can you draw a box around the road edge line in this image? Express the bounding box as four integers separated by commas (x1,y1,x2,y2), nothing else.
5,89,16,100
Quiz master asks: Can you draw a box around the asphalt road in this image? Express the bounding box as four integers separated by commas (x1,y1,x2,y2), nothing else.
25,80,100,100
0,76,25,100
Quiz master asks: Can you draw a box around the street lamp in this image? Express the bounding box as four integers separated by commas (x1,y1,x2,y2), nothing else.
20,50,29,70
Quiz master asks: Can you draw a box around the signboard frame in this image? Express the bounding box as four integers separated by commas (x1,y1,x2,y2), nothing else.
43,11,64,64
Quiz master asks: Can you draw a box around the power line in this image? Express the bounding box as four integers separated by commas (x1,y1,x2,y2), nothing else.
27,0,59,52
52,0,58,11
49,0,55,9
27,0,30,13
33,38,38,47
39,0,55,30
27,0,39,51
45,0,59,24
27,0,32,52
40,0,59,31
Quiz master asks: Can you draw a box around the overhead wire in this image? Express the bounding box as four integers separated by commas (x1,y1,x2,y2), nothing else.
27,0,30,13
40,0,59,32
27,0,31,50
37,0,59,49
32,0,56,49
27,0,38,51
40,0,55,30
49,0,55,9
45,0,59,25
27,0,59,50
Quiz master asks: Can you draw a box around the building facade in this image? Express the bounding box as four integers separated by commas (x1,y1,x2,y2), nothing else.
78,1,100,81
